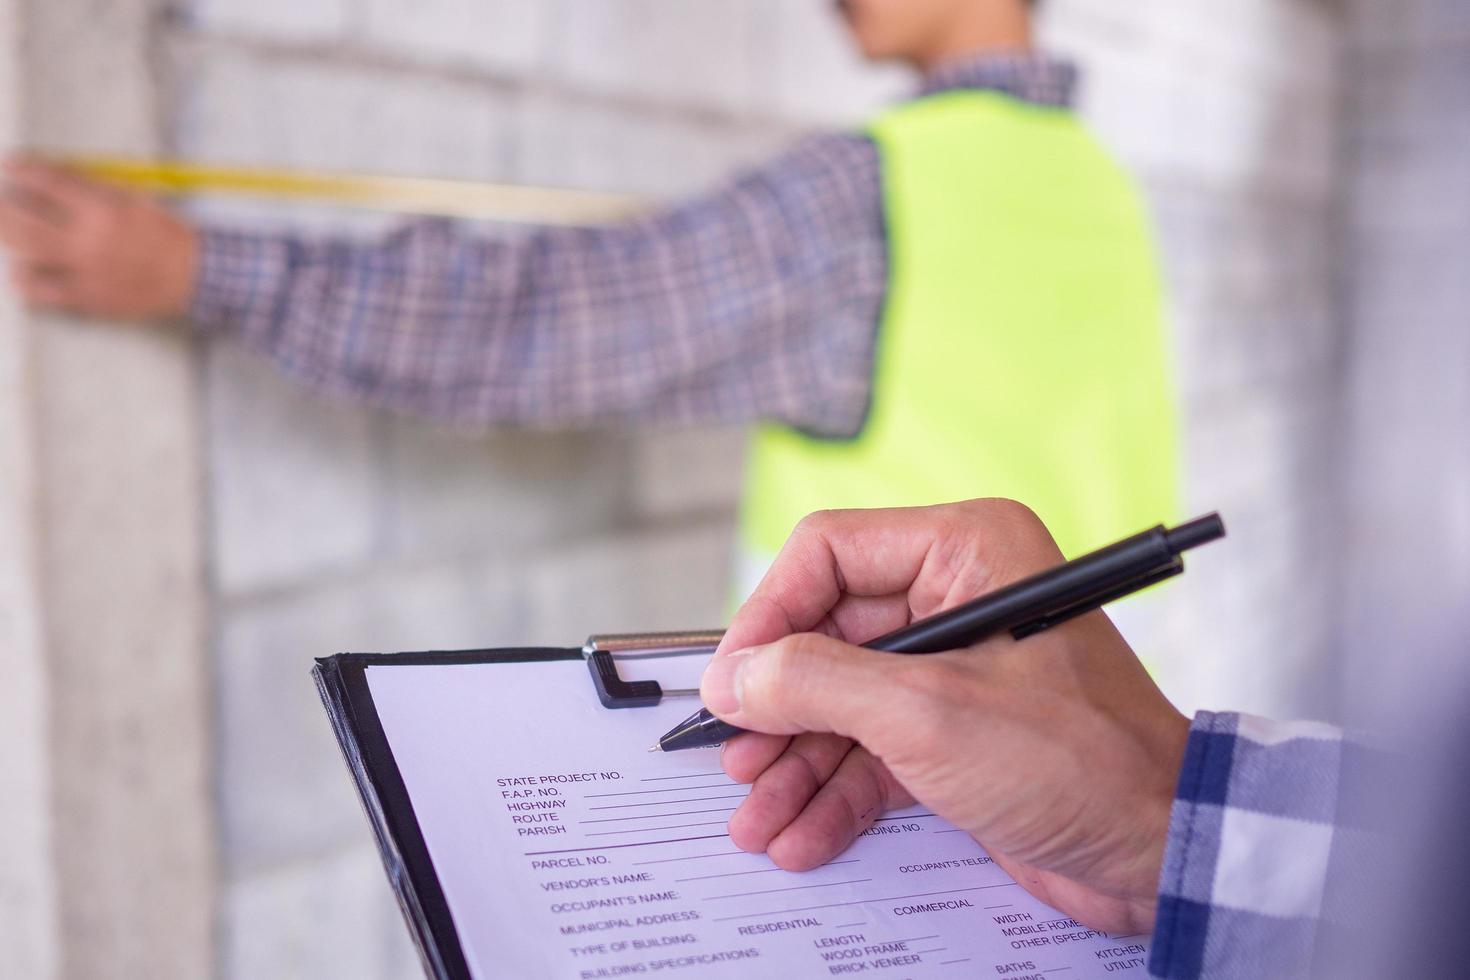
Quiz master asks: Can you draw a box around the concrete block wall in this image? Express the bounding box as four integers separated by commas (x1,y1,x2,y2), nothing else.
159,6,894,974
147,1,1350,976
1039,0,1347,718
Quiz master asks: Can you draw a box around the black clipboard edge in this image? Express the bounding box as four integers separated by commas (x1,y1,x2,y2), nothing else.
313,647,582,980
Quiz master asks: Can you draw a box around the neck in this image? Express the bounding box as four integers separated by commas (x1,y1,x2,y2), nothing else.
911,6,1033,74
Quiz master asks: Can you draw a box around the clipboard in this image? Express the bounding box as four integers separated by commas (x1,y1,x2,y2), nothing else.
316,633,1152,979
313,632,724,980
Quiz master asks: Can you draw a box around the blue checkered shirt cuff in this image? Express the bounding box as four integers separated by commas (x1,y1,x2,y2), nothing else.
189,226,294,351
1149,711,1345,979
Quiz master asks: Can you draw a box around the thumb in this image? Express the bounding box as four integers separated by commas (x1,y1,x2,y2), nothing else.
699,632,910,743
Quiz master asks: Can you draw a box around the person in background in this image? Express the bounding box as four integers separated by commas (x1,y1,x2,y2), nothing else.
0,0,1178,598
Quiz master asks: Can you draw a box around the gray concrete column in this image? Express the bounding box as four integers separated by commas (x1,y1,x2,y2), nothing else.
0,0,216,976
0,2,59,975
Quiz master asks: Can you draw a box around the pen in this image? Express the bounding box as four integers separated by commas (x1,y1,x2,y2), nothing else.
651,512,1226,753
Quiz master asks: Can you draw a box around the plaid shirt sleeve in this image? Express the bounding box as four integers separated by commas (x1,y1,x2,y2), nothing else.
188,133,887,436
1150,711,1349,979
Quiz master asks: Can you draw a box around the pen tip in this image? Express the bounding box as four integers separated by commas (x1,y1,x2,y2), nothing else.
646,744,661,753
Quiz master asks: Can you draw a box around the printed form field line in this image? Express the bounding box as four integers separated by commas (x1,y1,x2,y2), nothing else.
588,793,749,810
709,882,1020,923
580,806,741,824
632,849,747,866
676,859,861,883
523,832,730,856
587,819,732,837
585,783,737,798
703,877,875,901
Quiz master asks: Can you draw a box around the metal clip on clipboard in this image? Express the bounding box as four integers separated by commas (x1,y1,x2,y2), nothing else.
583,631,725,709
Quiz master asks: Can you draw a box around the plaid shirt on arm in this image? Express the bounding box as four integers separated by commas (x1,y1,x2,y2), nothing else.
1150,711,1348,979
188,54,1077,436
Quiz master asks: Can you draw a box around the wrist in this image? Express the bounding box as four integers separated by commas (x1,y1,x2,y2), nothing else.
162,220,200,318
1118,709,1191,931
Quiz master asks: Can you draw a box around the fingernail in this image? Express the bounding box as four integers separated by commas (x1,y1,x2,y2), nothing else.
702,646,762,716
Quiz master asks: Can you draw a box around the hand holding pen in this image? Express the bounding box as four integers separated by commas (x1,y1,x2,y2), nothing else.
656,505,1222,752
661,499,1222,939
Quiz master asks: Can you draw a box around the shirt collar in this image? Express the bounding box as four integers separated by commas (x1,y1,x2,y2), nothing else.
918,51,1078,109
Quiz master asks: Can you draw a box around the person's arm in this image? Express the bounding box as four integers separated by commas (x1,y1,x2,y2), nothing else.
700,498,1192,936
1150,712,1346,979
697,498,1351,974
1,138,887,434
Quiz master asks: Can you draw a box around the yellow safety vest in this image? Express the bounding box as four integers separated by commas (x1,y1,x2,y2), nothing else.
736,90,1180,597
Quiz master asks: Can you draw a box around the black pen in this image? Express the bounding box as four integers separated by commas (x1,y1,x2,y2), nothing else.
651,513,1226,753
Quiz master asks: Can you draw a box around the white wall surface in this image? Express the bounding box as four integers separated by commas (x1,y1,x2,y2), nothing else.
1338,0,1470,725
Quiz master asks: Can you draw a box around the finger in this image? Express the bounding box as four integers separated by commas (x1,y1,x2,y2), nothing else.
11,262,78,308
721,732,790,783
701,632,913,745
726,733,854,854
0,199,68,259
728,500,1060,655
717,591,812,657
765,744,915,871
706,594,840,730
823,590,914,648
740,506,952,640
2,159,104,218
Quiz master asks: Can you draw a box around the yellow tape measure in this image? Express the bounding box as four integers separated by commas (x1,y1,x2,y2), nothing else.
58,156,645,226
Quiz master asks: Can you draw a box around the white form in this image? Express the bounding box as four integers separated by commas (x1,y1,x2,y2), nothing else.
367,657,1150,979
